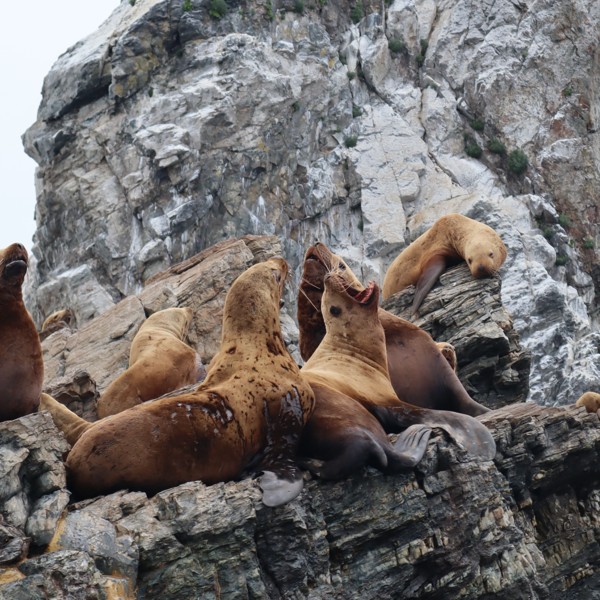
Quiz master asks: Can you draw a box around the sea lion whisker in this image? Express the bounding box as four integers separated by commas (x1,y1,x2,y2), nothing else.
300,276,321,291
298,286,320,313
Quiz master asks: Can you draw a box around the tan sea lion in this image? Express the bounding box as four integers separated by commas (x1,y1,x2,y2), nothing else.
298,242,488,417
300,269,496,478
59,258,314,507
97,307,206,418
0,243,43,421
382,213,507,313
575,391,600,416
41,308,75,336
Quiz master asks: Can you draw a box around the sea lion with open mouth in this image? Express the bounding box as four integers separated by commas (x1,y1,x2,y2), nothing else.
298,242,488,417
299,269,496,478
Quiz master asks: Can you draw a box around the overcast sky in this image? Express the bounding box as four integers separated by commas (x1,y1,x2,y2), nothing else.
0,1,118,252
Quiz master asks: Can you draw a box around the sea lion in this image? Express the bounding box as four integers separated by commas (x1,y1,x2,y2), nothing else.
0,243,43,421
61,258,314,507
41,308,75,336
381,213,507,313
575,391,600,416
97,307,206,418
300,269,496,478
298,242,488,417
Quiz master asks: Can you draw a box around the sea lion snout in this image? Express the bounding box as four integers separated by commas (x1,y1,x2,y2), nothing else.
1,243,29,282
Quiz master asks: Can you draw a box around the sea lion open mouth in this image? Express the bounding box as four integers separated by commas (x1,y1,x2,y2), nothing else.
346,280,377,305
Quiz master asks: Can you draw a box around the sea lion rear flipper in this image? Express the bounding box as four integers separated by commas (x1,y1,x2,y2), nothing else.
388,424,432,469
425,410,496,460
258,470,304,507
39,392,93,447
377,406,496,461
412,255,447,313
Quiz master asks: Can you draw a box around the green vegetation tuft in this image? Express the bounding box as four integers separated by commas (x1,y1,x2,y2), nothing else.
469,118,484,131
555,255,569,266
487,138,506,155
352,104,362,118
388,37,406,54
465,140,482,159
507,149,528,175
347,71,356,80
344,135,358,148
182,0,193,11
209,0,227,18
558,213,571,229
542,227,554,240
584,237,595,249
293,0,304,14
351,1,363,24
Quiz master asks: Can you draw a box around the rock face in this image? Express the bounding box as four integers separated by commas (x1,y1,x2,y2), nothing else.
21,0,600,406
1,404,599,599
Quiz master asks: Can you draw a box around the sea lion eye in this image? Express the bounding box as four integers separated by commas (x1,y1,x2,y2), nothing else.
489,251,494,258
330,306,342,316
272,270,281,284
467,258,473,265
338,263,346,271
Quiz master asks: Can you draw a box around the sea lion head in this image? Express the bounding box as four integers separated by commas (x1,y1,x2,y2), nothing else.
322,269,380,335
463,232,507,279
222,257,288,340
0,243,29,291
298,243,364,360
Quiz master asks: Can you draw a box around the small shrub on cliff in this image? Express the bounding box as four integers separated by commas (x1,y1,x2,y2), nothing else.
584,237,595,249
464,135,482,159
352,104,362,118
182,0,193,11
507,149,528,175
293,0,305,14
558,213,571,229
351,1,363,24
555,254,569,266
344,135,358,148
470,118,484,131
388,37,406,54
209,0,227,17
488,138,506,155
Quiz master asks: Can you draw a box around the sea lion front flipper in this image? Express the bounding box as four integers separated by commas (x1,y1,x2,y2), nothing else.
258,470,304,507
388,424,432,469
412,255,447,313
258,387,308,507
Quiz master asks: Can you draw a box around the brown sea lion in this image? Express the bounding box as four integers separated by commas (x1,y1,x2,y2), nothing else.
0,243,43,421
298,242,488,417
60,258,314,507
300,270,496,478
382,213,507,313
575,391,600,416
97,307,206,418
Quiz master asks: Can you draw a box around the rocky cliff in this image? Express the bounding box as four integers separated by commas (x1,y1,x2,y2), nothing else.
1,237,599,598
21,0,600,406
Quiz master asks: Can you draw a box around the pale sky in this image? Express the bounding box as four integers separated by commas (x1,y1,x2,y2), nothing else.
0,1,119,252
